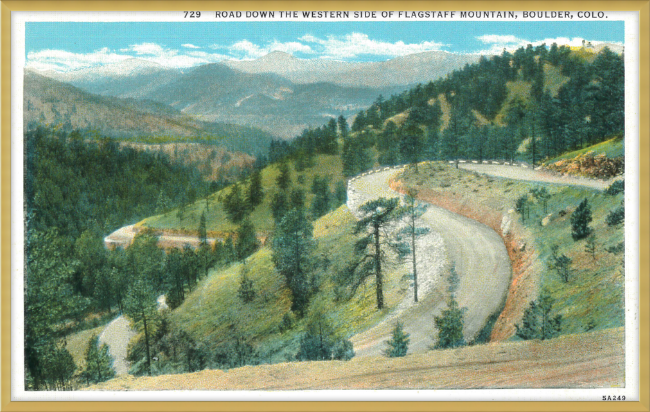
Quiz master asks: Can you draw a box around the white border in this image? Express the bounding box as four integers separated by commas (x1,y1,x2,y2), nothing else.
10,10,641,402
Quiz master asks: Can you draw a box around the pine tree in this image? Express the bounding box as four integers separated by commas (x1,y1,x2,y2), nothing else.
548,245,572,283
237,264,256,303
246,170,264,209
515,291,562,340
123,278,157,376
276,162,292,191
198,211,207,247
272,209,316,315
384,322,410,357
571,198,593,240
82,334,115,385
236,219,259,261
222,184,248,223
585,234,597,261
434,295,465,349
397,190,429,303
341,198,404,310
270,192,289,225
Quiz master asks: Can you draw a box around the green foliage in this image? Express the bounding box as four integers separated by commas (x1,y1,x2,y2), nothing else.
434,296,465,349
384,322,410,358
39,341,77,390
81,334,115,385
276,162,292,190
515,195,530,222
296,313,354,361
310,175,332,219
341,136,373,178
272,209,317,315
447,264,460,295
571,198,593,240
290,188,306,210
548,245,573,283
341,197,404,310
515,291,562,340
222,184,248,223
604,179,625,196
585,234,597,260
25,228,84,390
246,170,264,209
123,277,158,376
530,187,551,214
198,212,207,247
236,219,260,261
395,190,429,302
606,202,625,227
237,265,256,304
270,192,289,225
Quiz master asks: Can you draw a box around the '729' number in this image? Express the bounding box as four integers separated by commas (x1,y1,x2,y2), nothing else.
184,11,201,18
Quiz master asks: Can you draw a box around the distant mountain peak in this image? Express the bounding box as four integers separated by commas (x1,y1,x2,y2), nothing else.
257,51,298,61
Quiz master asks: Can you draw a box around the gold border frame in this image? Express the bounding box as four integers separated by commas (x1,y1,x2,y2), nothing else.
1,1,648,411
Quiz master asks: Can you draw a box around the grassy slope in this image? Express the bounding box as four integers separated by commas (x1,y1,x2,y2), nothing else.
397,162,624,337
65,326,105,376
171,206,409,362
140,154,346,234
544,136,625,163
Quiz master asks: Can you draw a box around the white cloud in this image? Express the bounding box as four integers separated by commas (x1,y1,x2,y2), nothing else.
26,48,132,72
120,42,168,56
26,42,231,72
477,34,522,45
181,43,201,49
298,33,446,59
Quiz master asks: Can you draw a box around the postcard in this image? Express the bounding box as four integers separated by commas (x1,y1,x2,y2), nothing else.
5,5,643,405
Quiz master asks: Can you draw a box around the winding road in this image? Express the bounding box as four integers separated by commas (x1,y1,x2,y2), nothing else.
457,162,616,190
347,168,512,357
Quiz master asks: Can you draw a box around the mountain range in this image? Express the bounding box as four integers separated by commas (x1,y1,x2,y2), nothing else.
28,51,481,139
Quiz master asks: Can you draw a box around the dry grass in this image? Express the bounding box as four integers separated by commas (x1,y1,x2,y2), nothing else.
87,327,623,390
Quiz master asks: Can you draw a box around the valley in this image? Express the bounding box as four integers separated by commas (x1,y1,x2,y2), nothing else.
23,39,627,393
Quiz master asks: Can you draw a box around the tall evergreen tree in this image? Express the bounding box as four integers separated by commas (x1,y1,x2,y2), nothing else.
342,198,404,310
246,170,264,209
396,190,430,303
82,334,115,385
272,209,316,315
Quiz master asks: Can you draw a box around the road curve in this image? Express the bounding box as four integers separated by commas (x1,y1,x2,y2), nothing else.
347,168,511,357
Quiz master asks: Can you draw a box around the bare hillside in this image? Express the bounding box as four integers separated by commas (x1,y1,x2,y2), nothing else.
87,328,623,390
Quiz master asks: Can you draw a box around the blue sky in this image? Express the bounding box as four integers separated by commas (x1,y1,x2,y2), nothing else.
25,21,625,72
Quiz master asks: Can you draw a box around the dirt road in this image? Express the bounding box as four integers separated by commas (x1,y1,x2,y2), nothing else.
103,224,221,250
347,168,511,356
98,315,137,375
458,163,616,190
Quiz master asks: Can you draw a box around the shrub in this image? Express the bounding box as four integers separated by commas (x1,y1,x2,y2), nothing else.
606,203,625,227
604,179,624,196
433,296,465,349
570,198,592,240
515,291,562,340
384,322,410,358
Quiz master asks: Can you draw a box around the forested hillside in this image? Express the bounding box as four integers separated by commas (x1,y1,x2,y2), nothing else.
23,127,210,390
284,44,623,171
